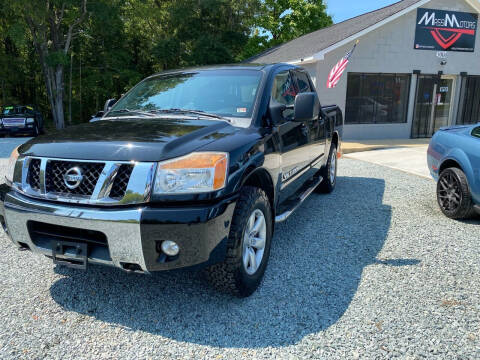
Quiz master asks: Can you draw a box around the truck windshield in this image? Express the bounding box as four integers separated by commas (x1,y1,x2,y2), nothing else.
2,106,32,115
109,70,263,121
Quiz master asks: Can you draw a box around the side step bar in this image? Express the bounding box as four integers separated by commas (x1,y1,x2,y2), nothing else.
275,176,323,223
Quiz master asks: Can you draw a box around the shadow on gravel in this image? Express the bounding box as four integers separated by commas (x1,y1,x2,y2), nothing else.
50,176,419,348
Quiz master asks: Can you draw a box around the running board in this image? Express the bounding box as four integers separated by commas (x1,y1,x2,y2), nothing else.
275,176,323,223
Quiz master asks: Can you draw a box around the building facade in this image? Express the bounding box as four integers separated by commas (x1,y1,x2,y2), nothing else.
250,0,480,140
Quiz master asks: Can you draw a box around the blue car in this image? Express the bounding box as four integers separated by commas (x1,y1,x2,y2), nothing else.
428,124,480,219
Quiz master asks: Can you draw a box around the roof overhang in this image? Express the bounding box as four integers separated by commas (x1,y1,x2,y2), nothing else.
289,0,480,65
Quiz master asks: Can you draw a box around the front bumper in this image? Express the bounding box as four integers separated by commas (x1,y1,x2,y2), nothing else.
0,126,35,135
0,185,236,273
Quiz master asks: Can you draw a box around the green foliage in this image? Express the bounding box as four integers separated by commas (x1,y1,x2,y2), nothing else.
0,0,332,127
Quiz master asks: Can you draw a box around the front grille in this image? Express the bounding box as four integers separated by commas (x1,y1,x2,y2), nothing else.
45,161,104,196
2,118,25,128
110,164,134,199
22,157,148,205
27,159,41,191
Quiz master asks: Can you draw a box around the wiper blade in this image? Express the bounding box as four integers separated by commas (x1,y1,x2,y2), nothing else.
149,109,229,121
107,108,156,117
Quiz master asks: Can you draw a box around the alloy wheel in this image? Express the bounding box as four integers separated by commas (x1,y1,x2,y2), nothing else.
329,148,337,185
242,209,266,275
438,172,462,212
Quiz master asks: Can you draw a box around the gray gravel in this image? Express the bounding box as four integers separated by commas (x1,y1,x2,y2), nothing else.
0,155,479,359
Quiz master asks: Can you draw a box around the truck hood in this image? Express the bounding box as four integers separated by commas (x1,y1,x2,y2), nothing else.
19,117,236,162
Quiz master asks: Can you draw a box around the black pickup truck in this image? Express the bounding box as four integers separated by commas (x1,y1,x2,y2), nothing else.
0,105,44,137
0,64,342,297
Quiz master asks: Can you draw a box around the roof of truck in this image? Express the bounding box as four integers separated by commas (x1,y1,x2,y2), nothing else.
148,63,296,78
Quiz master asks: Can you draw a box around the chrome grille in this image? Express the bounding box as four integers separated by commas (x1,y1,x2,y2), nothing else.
20,157,155,206
27,159,41,191
2,118,26,128
45,161,104,196
110,164,134,199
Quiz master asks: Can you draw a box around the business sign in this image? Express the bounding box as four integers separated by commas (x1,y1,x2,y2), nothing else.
414,8,478,52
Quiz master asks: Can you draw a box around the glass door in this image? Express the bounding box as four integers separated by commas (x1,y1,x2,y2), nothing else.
412,75,456,138
433,77,454,133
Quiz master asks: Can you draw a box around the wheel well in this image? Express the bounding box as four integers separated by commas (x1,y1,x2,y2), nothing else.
331,132,339,149
242,168,275,215
439,159,462,174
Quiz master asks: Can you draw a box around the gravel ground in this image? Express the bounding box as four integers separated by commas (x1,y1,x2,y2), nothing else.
0,155,479,359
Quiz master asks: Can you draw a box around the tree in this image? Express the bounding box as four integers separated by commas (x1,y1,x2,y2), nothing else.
0,0,332,129
9,0,88,129
248,0,332,55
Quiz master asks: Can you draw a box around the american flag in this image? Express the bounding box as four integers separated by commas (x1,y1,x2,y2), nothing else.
326,41,358,89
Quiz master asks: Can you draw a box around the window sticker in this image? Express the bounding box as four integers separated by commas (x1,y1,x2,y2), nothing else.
237,107,247,113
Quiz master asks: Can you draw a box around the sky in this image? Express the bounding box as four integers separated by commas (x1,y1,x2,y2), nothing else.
326,0,400,23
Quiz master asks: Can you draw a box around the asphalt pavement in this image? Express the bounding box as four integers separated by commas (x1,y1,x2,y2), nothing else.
0,147,479,358
0,137,32,158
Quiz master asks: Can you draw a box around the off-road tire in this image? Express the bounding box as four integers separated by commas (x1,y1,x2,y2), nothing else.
437,167,475,220
206,186,272,297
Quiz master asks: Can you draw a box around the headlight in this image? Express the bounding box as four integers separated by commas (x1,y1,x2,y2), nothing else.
154,152,228,194
26,118,35,124
5,146,20,184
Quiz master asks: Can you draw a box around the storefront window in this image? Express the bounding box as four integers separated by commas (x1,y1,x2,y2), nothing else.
345,73,410,124
458,76,480,125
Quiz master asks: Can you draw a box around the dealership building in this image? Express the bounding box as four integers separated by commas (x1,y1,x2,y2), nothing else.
249,0,480,140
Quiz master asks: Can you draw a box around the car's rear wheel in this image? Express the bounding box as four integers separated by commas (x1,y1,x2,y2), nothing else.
437,167,475,219
316,144,337,193
206,186,272,297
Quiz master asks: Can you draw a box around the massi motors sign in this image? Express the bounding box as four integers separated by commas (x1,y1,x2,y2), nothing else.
414,8,478,52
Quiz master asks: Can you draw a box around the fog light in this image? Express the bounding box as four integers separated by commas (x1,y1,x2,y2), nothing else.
161,240,179,256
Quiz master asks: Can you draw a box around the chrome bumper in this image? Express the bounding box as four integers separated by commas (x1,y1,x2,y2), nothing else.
0,189,236,273
2,190,147,270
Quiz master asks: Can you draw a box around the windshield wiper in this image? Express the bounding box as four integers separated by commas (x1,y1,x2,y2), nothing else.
107,108,156,117
149,109,230,121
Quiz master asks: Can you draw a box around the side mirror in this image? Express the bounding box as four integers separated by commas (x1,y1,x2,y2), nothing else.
90,111,105,122
294,92,320,122
104,98,117,112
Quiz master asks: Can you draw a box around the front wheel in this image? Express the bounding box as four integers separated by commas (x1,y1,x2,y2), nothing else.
437,167,475,219
206,186,272,297
32,124,40,137
316,144,337,193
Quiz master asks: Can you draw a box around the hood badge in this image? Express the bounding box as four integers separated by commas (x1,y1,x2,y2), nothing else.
64,167,84,190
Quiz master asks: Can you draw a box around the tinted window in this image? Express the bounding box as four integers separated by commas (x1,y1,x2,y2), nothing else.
345,73,411,124
111,70,262,119
472,126,480,138
295,71,312,93
272,71,298,120
2,106,33,115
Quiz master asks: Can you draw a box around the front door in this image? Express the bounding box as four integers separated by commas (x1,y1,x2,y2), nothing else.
412,75,456,138
271,70,313,204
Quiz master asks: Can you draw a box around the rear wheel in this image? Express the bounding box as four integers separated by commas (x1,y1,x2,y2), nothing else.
316,144,337,193
437,167,475,219
206,186,272,297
